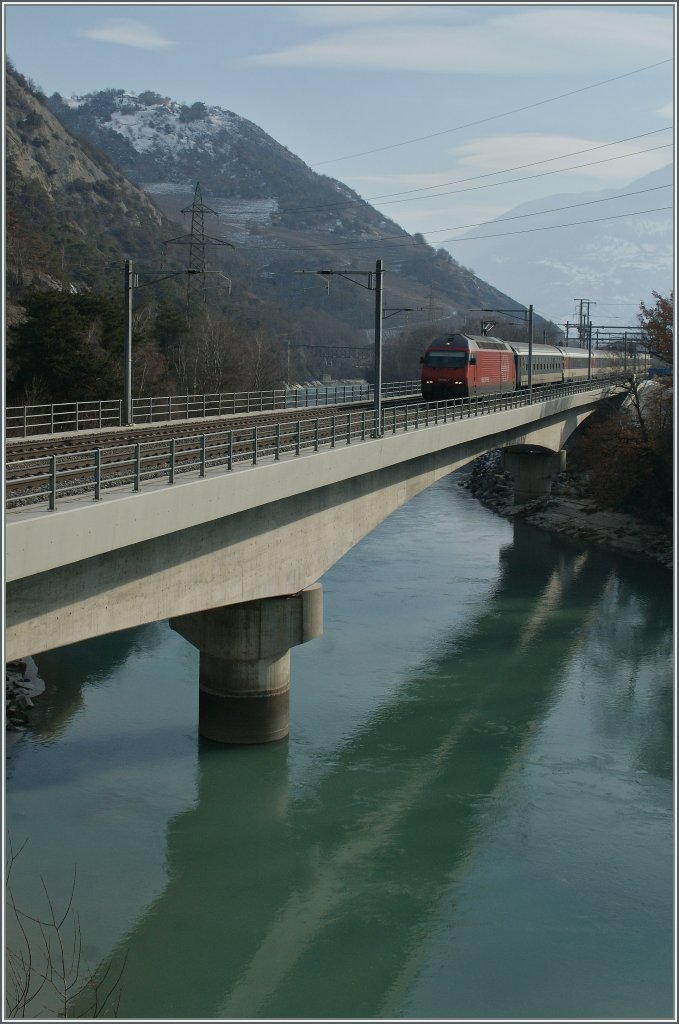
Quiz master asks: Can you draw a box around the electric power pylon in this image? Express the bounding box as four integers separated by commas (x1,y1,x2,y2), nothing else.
163,182,234,308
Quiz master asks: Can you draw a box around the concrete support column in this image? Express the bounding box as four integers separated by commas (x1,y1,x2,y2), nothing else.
170,584,323,745
503,449,566,505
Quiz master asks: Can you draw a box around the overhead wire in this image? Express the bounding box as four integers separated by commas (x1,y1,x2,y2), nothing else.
376,144,674,209
82,179,674,296
220,186,673,256
289,127,674,215
352,128,673,204
299,59,674,326
224,197,672,325
311,58,673,166
285,140,674,217
434,206,673,244
398,184,673,241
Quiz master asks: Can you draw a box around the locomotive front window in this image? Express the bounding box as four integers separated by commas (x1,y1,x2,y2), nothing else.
424,351,467,368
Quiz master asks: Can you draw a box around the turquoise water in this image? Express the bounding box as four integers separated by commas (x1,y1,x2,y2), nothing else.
4,474,674,1019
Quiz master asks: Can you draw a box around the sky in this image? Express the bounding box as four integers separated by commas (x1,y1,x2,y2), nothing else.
3,2,676,322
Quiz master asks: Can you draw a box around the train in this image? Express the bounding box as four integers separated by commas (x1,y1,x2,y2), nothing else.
419,332,636,401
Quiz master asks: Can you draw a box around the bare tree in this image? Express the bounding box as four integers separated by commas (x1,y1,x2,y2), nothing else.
168,311,246,394
242,328,285,392
5,840,127,1018
576,369,672,525
638,290,673,366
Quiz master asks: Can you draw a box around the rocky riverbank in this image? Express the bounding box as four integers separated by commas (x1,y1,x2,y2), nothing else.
5,658,45,747
461,449,673,570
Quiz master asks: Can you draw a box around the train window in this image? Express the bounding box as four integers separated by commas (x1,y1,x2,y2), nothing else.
424,351,467,368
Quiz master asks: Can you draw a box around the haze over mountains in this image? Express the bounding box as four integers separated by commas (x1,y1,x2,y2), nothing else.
454,164,673,329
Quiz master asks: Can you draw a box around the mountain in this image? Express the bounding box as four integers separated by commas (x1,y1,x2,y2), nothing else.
5,68,301,336
452,167,673,328
5,69,182,304
43,86,542,337
5,67,557,404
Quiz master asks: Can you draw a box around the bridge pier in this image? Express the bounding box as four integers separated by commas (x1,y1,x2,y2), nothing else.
503,448,566,504
170,584,323,744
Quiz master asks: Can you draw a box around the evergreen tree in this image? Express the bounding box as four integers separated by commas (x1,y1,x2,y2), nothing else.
7,291,123,403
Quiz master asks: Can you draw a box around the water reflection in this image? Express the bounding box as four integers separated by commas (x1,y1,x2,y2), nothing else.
28,625,166,742
78,523,674,1020
578,568,673,780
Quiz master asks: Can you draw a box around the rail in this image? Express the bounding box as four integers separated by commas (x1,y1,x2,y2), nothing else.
4,381,422,438
5,379,613,513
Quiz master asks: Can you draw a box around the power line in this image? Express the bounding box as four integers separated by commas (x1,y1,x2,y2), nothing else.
435,206,672,244
11,181,672,269
361,127,673,204
279,137,673,219
312,59,672,166
325,186,674,248
383,144,674,209
311,129,667,215
234,191,673,257
419,184,673,239
258,205,673,267
290,142,674,218
203,202,671,266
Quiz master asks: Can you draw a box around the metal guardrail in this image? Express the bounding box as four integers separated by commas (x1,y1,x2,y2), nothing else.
4,382,423,438
5,400,125,438
5,379,611,513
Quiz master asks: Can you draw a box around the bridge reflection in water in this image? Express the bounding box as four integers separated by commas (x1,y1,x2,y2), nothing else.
70,519,672,1020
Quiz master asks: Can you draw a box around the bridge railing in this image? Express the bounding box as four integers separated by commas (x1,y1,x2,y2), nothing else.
5,379,614,513
5,400,125,438
4,381,422,438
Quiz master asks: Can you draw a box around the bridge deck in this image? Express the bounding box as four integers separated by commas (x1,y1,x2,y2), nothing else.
6,383,616,661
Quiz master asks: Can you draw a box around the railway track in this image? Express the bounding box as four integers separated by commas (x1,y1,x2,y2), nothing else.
5,380,619,513
5,399,425,511
5,392,476,512
4,395,414,463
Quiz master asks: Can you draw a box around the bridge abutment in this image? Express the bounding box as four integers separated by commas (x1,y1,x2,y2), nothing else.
503,448,567,504
170,584,323,744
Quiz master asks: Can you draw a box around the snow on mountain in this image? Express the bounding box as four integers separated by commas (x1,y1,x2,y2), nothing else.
105,98,241,157
47,89,305,202
46,88,389,246
53,91,285,246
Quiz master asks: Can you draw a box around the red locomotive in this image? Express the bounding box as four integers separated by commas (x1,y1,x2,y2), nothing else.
420,332,627,401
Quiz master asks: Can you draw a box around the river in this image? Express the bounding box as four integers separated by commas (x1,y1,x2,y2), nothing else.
4,471,674,1020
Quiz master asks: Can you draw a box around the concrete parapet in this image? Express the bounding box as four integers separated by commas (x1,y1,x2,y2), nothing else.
503,448,567,505
170,584,323,744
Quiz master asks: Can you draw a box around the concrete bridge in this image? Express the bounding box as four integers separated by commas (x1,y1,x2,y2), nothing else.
5,383,616,743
